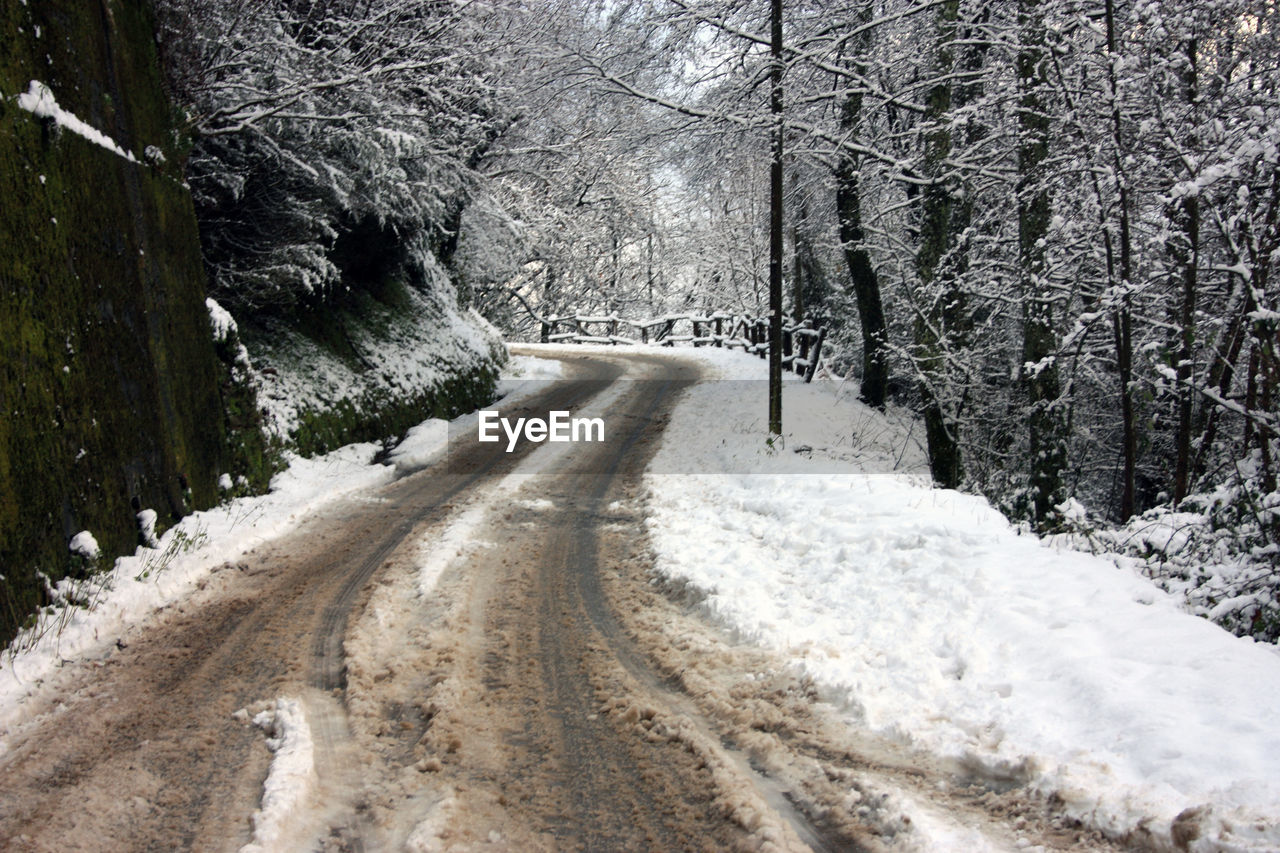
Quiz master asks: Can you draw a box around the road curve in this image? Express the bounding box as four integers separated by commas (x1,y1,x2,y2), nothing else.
0,350,1119,853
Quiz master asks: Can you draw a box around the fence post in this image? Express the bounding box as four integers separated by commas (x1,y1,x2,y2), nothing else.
541,319,550,343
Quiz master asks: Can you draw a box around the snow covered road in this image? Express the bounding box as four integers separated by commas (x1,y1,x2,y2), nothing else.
0,350,856,851
0,346,1275,852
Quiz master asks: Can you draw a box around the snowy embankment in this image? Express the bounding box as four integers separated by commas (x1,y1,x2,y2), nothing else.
246,275,503,441
0,443,394,738
644,348,1280,851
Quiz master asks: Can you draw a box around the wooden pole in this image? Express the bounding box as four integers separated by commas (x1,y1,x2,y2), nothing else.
768,0,784,436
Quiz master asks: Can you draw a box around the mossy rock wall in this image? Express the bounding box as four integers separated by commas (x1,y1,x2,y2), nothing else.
0,0,227,639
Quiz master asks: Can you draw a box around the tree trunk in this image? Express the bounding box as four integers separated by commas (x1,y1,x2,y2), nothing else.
1018,0,1067,526
834,18,890,410
1193,279,1251,478
1104,0,1137,520
913,0,965,489
1172,192,1199,502
836,153,890,410
646,232,655,312
1172,39,1199,502
792,223,805,323
1112,308,1136,517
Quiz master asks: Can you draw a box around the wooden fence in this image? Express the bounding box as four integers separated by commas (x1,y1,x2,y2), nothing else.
538,312,827,383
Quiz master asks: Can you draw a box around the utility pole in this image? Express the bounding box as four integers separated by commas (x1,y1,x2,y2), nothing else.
769,0,784,436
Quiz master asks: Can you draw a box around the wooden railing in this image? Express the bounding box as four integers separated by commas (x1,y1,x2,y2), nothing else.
538,312,827,382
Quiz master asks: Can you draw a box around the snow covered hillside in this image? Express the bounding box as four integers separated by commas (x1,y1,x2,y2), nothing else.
242,278,504,448
644,347,1280,851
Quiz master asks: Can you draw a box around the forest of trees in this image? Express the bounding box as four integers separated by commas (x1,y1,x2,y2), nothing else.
146,0,1278,638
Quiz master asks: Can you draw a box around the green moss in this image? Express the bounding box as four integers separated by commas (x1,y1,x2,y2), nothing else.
291,277,424,368
0,0,239,644
289,368,499,458
0,1,496,644
212,326,286,493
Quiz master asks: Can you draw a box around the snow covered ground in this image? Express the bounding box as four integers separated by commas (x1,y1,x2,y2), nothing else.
643,346,1280,851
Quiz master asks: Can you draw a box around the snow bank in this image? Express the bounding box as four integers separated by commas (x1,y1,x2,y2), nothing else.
497,352,566,392
645,347,1280,850
237,697,316,853
387,419,449,474
68,530,100,560
1053,469,1280,644
0,442,393,738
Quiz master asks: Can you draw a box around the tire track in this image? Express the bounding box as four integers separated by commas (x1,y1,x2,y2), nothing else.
375,353,845,851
